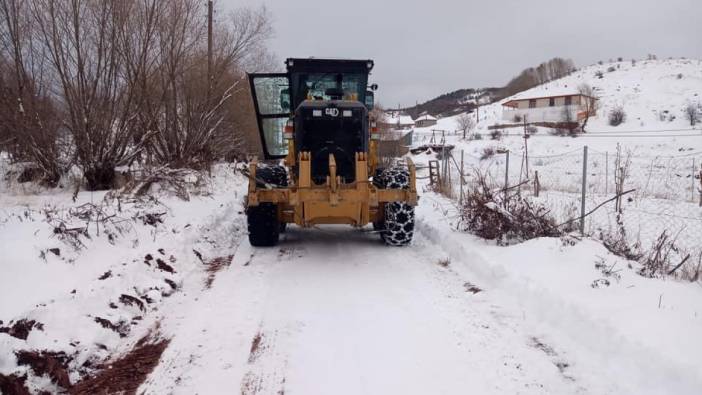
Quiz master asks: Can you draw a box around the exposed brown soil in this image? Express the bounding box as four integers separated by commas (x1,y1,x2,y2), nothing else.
119,294,145,311
163,278,178,291
0,319,43,340
155,258,175,273
204,255,234,288
15,350,72,388
94,317,130,338
0,373,31,395
463,282,483,294
98,270,112,280
69,336,170,395
248,332,264,363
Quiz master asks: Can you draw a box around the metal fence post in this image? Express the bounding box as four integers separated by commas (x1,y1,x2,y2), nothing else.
441,146,447,192
459,150,464,205
580,146,588,235
504,150,510,203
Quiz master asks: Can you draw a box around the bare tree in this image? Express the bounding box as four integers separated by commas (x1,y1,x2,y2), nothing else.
31,0,153,190
455,112,475,139
0,0,65,185
139,1,273,167
577,83,598,132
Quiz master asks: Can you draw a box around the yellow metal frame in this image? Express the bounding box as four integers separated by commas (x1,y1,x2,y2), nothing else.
248,143,417,227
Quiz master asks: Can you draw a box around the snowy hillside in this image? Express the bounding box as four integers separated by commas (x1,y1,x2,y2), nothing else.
505,58,702,131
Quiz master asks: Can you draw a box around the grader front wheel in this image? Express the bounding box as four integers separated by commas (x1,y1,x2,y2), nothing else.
377,167,415,246
247,165,287,247
247,203,280,247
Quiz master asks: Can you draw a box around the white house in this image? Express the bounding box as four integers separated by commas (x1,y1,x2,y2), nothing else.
380,111,415,130
502,88,596,123
414,114,438,128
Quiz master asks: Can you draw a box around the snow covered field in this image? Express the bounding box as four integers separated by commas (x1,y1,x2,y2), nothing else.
2,161,702,394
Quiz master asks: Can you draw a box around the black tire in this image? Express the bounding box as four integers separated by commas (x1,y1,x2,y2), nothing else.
378,167,414,246
248,164,287,247
247,203,279,246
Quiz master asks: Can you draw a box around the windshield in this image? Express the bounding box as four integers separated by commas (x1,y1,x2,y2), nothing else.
291,72,367,108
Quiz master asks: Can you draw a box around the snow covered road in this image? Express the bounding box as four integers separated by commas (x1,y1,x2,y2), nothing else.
144,226,584,394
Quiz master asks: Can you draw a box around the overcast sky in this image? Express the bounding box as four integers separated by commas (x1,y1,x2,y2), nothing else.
221,0,702,107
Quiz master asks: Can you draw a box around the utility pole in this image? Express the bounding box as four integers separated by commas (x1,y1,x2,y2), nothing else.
207,0,213,100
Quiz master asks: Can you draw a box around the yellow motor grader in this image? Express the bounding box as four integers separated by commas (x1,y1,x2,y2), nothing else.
246,58,417,246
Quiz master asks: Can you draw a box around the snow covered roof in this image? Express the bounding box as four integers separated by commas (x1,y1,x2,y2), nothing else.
415,114,437,121
502,84,595,107
382,111,415,125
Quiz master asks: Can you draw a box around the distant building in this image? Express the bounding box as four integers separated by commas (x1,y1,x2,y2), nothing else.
380,111,415,130
502,90,596,123
414,114,438,128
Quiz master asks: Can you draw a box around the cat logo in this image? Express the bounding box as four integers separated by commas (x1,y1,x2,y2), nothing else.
325,107,339,117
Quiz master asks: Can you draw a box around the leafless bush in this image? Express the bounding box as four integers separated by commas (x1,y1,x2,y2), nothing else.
489,129,502,140
684,102,699,126
638,230,685,278
120,166,209,201
480,147,496,160
599,213,643,261
608,106,626,126
458,171,562,245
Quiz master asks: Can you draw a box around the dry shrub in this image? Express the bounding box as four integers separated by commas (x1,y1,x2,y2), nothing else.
638,230,685,278
599,214,643,261
120,167,209,201
480,146,496,160
609,106,626,126
458,171,562,245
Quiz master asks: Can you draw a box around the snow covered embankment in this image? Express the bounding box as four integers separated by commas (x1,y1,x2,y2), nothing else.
416,192,702,395
0,165,247,393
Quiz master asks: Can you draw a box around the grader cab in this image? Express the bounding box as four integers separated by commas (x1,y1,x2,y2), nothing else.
246,58,417,246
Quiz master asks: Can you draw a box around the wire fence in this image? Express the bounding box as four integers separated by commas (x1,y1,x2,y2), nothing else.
434,144,702,275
